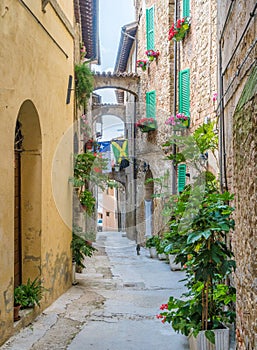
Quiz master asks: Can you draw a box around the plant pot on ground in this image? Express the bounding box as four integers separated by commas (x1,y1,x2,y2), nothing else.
14,277,45,321
145,235,159,259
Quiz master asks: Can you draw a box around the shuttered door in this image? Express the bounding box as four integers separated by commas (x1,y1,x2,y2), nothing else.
146,91,156,119
183,0,190,17
178,164,186,193
179,69,190,116
14,151,22,287
146,6,155,50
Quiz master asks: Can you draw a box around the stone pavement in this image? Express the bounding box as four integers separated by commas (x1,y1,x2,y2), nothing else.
0,232,192,350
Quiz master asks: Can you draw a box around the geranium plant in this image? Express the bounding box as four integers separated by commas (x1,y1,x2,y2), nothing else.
168,17,190,42
165,113,190,129
145,49,160,61
136,59,148,71
136,117,157,132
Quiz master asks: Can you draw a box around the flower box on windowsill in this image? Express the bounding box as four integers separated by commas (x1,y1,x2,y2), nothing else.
165,113,190,130
136,118,157,133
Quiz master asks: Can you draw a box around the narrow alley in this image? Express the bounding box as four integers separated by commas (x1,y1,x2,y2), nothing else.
1,232,189,350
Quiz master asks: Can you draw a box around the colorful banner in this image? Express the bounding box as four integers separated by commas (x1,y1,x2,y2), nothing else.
98,141,112,173
111,139,129,169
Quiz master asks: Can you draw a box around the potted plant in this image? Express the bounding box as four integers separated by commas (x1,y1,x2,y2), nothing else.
75,62,94,109
14,277,45,320
136,59,148,71
145,49,160,62
168,17,190,42
136,117,157,133
71,225,97,273
79,189,96,215
145,235,159,258
157,184,236,350
165,113,190,130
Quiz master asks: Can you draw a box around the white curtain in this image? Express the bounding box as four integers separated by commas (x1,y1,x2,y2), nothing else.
145,200,152,237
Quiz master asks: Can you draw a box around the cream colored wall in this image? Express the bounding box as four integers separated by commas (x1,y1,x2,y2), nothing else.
0,0,74,344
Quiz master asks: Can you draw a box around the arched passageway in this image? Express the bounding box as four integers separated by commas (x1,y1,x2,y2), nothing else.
14,100,42,287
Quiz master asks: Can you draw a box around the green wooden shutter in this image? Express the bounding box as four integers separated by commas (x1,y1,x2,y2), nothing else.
146,91,156,118
146,6,154,50
178,164,186,193
179,69,190,116
183,0,190,18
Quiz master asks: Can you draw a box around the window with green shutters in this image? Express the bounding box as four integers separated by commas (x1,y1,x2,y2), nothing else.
146,91,156,119
146,6,154,50
178,164,186,193
183,0,190,18
179,68,190,116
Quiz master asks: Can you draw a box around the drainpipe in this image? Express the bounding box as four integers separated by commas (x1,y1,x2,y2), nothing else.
171,0,179,195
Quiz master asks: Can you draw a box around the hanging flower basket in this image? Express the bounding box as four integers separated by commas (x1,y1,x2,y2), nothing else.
136,118,157,133
165,113,190,130
145,49,160,62
168,17,190,42
136,59,148,71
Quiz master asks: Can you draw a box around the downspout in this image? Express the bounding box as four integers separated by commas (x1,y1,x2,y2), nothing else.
171,0,179,195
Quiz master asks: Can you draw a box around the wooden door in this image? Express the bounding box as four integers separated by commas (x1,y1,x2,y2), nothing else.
14,151,22,287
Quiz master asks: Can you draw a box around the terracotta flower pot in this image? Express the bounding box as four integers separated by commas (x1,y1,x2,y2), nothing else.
13,304,21,321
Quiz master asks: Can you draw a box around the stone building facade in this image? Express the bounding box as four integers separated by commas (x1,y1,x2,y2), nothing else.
133,0,175,244
217,1,257,349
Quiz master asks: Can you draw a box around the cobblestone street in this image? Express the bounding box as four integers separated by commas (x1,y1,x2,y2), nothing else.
1,232,189,350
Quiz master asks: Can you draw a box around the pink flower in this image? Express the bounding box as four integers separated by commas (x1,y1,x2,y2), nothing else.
212,92,217,102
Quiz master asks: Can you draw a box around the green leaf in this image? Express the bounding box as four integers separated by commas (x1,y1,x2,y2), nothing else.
205,330,215,344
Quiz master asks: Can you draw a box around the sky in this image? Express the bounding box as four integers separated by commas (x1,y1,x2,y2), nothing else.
94,0,135,139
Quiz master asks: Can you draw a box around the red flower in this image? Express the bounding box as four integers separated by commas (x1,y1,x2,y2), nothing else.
160,303,168,310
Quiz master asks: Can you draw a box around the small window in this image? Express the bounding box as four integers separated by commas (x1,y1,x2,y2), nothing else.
106,212,110,217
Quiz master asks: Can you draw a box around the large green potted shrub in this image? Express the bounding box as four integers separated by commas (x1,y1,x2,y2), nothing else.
157,184,236,349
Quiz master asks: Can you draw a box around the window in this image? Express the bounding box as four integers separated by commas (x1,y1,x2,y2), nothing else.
179,69,190,116
182,0,190,18
178,164,186,193
106,212,110,217
146,6,154,50
146,91,156,119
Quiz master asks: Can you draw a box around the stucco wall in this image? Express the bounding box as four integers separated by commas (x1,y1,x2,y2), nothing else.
0,0,74,343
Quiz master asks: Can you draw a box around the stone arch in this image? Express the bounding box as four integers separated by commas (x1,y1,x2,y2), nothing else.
92,104,126,123
93,72,140,98
15,100,42,286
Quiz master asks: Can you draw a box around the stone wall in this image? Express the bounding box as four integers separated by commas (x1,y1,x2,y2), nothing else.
217,1,257,348
180,0,218,129
134,0,175,242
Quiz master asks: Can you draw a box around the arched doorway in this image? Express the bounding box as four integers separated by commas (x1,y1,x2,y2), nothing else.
14,100,42,288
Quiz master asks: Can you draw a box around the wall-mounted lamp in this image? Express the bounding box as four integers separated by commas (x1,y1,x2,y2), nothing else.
66,75,73,104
